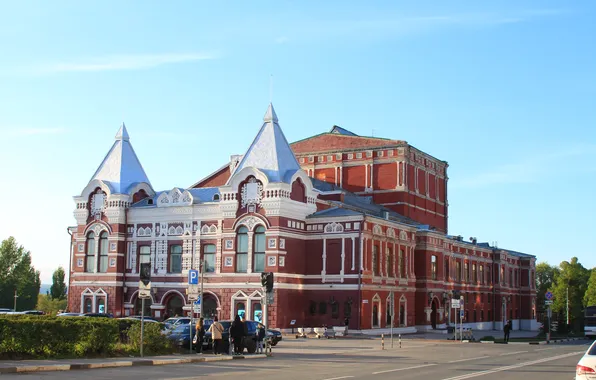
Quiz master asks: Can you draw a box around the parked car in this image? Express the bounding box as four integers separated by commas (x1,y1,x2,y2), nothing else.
0,308,14,314
167,323,197,349
21,310,45,315
83,313,113,318
267,329,282,346
164,317,191,330
118,317,160,323
125,315,159,322
57,313,83,317
576,340,596,379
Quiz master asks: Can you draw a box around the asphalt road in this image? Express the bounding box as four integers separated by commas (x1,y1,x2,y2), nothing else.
6,338,592,380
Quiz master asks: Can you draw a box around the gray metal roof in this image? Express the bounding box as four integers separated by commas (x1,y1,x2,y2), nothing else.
228,103,301,184
89,124,151,194
307,207,363,218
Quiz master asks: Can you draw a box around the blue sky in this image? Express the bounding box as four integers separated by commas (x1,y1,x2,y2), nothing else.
0,1,594,283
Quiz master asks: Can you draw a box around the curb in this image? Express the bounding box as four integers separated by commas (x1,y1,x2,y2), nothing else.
0,354,267,374
477,337,586,345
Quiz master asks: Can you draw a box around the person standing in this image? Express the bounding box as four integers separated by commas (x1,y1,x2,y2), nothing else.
504,320,511,343
208,317,224,355
231,316,244,355
256,323,266,354
195,318,205,354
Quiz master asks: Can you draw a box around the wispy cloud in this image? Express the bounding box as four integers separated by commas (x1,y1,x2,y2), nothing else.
4,127,67,137
34,52,219,74
451,144,595,189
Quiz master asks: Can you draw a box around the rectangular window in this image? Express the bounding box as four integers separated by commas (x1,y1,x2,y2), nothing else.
479,265,484,284
139,246,151,263
203,244,216,273
348,153,354,159
456,261,461,282
387,248,393,277
356,153,362,159
372,246,379,276
169,245,182,273
399,250,406,278
431,255,437,280
236,254,247,273
472,264,477,283
99,241,109,273
464,262,469,282
327,155,333,162
444,258,450,280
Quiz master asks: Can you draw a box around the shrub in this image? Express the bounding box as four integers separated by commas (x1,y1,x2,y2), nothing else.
127,322,172,355
0,315,118,359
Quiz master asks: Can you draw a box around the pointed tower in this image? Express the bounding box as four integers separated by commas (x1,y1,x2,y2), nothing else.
89,123,151,194
229,103,301,184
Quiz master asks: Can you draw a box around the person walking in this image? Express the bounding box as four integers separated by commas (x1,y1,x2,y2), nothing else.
230,316,245,355
256,323,266,354
195,318,205,354
504,320,511,343
208,317,224,355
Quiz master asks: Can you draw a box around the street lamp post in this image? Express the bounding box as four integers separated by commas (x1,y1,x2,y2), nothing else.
13,290,18,311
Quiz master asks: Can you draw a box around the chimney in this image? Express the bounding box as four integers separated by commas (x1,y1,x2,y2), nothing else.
382,211,389,220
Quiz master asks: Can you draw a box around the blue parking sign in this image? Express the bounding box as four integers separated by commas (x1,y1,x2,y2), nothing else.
188,269,199,285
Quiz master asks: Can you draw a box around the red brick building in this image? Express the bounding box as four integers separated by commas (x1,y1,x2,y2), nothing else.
68,104,538,332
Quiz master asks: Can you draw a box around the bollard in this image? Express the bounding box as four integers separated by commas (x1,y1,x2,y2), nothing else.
381,334,385,350
399,334,402,348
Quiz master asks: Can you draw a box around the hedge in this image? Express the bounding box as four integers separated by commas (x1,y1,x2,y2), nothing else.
0,315,173,359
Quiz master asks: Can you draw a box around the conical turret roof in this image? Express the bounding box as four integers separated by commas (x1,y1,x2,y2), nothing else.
89,123,151,194
230,103,300,183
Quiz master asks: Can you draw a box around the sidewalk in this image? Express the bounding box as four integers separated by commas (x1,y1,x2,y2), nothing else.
0,353,267,374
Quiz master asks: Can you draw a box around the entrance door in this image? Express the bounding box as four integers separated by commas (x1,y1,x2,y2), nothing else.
372,304,379,327
431,300,438,329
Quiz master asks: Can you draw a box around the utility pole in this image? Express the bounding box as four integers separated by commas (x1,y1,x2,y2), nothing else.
200,259,204,318
13,290,18,311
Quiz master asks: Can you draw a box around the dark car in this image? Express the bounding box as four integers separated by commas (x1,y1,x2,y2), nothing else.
57,312,83,317
168,323,197,349
202,320,260,354
83,313,114,318
267,329,282,346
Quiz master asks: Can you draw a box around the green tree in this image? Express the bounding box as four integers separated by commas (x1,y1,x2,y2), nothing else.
552,257,590,332
0,237,41,311
535,262,559,306
36,294,68,315
49,267,67,300
584,269,596,307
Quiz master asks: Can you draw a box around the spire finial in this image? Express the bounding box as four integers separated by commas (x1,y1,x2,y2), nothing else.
115,122,130,141
263,103,278,123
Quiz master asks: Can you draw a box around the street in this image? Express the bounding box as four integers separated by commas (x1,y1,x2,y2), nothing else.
4,338,591,380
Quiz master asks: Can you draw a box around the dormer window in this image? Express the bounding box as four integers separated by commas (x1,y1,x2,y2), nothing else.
213,194,220,201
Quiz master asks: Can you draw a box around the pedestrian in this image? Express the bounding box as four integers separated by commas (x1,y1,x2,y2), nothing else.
256,323,266,354
195,318,205,354
208,316,224,355
344,317,350,336
504,320,511,343
507,320,513,341
231,315,245,355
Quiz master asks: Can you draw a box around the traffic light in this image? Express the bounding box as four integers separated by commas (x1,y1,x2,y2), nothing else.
261,272,274,292
140,263,151,286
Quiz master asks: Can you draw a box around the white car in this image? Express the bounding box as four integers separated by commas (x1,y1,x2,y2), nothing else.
576,340,596,379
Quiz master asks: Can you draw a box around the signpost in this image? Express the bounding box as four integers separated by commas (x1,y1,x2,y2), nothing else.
139,262,152,357
187,266,204,353
459,296,464,342
390,291,395,348
545,291,553,342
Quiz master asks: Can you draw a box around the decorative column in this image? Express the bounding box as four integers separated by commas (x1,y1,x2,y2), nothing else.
351,237,355,271
247,232,254,273
340,238,345,282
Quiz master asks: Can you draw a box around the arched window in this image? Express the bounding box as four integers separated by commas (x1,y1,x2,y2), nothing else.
236,226,248,273
253,226,265,272
85,232,96,273
98,232,108,273
169,245,182,273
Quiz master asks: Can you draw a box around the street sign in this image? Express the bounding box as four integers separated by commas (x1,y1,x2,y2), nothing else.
451,299,461,308
188,294,198,301
460,309,464,319
545,291,553,300
545,300,553,305
194,298,201,305
188,269,199,285
139,288,151,299
193,304,201,313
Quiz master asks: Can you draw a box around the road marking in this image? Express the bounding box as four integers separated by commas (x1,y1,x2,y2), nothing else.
372,363,437,375
439,351,583,380
448,356,489,363
321,377,354,380
499,350,528,356
535,347,556,351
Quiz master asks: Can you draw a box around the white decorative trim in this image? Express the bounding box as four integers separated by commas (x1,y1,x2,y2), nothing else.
324,222,344,233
